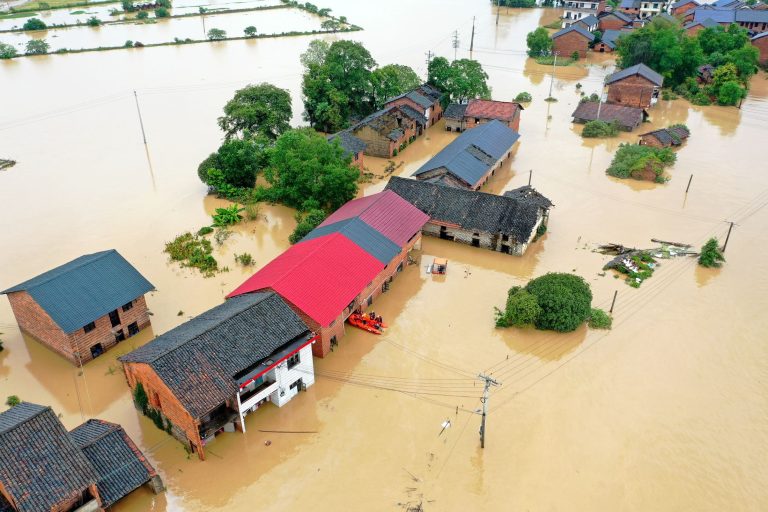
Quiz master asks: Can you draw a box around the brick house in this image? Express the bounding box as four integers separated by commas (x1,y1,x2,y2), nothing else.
385,177,553,257
691,6,768,32
598,10,634,31
605,63,664,109
228,190,429,357
120,292,316,461
752,32,768,65
683,16,719,34
463,99,523,132
551,25,595,59
1,250,154,365
618,0,641,17
328,130,367,170
595,28,633,52
0,403,163,511
349,106,421,158
575,14,600,32
384,84,443,127
670,0,700,17
444,103,468,132
572,101,648,131
639,126,690,147
413,120,520,190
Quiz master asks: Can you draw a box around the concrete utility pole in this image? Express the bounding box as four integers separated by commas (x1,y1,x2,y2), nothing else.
425,50,433,72
452,30,459,61
496,0,501,25
609,290,618,314
685,174,693,194
478,373,500,449
596,79,606,120
470,16,475,57
722,221,735,252
528,169,532,186
548,52,559,99
133,90,147,144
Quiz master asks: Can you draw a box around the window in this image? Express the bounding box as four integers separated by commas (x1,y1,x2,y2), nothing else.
115,329,125,343
108,309,121,328
127,322,139,336
122,301,134,312
289,378,303,391
287,352,300,369
90,343,104,358
83,322,96,334
502,234,509,242
354,153,359,161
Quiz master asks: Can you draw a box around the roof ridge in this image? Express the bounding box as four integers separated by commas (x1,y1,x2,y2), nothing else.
0,403,51,436
3,250,115,294
72,419,120,446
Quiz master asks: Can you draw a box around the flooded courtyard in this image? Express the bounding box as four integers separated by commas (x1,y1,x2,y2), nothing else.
1,1,768,510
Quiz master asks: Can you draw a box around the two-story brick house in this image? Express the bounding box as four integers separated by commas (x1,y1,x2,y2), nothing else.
606,63,664,108
384,84,443,127
551,25,596,59
1,250,154,365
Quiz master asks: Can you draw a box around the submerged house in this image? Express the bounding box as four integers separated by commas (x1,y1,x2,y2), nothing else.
120,292,316,461
571,101,648,131
443,103,469,132
595,28,633,52
328,130,367,170
0,403,163,511
1,250,154,365
443,99,523,133
228,190,428,357
412,120,520,191
551,24,595,59
639,126,690,147
385,177,552,256
384,84,443,127
598,10,634,31
349,105,423,158
605,63,664,109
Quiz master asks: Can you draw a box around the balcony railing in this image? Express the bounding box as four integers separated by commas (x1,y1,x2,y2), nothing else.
239,380,279,412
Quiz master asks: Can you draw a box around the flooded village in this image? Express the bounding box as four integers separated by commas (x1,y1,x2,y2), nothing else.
1,0,768,510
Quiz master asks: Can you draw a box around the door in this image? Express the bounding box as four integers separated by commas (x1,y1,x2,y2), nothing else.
108,309,121,327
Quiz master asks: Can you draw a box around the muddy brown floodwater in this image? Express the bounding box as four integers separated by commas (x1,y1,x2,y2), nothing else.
1,2,768,511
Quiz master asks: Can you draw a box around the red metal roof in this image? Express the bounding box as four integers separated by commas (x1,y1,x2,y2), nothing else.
464,99,521,122
227,233,383,327
320,190,429,247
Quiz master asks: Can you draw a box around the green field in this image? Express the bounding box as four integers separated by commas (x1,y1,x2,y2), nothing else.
0,11,38,19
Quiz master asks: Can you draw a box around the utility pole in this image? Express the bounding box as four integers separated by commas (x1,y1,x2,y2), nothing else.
609,290,618,314
548,52,559,99
478,373,500,449
528,169,532,186
596,79,606,120
685,174,693,194
425,50,433,73
496,0,500,25
470,16,475,57
133,90,147,144
722,221,735,252
452,30,459,61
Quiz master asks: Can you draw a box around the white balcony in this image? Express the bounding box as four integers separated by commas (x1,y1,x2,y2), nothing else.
239,381,279,412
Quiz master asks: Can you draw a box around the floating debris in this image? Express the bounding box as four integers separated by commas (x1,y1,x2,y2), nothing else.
0,159,16,171
597,240,697,288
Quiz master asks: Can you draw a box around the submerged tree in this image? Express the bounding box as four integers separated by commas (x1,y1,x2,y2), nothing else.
25,39,49,55
0,43,18,60
698,238,725,268
218,83,292,140
525,273,593,332
207,28,226,40
526,27,552,57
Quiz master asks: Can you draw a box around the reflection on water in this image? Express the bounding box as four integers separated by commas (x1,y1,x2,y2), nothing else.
1,2,768,511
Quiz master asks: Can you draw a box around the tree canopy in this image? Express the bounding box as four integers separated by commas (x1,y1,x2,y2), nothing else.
25,39,49,55
699,238,725,268
0,43,17,60
526,27,552,57
262,128,359,212
525,273,593,332
198,136,270,187
427,57,490,105
217,83,292,140
22,18,47,31
371,64,421,109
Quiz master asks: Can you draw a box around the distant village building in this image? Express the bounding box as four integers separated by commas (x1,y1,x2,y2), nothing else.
574,14,600,32
598,10,634,31
752,32,768,65
444,99,523,132
385,177,552,256
571,101,648,131
561,0,605,28
412,120,520,191
551,25,596,59
349,105,422,158
443,103,468,132
596,28,633,52
683,16,719,34
1,249,154,365
692,5,768,32
328,130,367,170
0,403,163,511
639,126,690,147
619,0,671,19
605,63,664,109
120,292,316,460
384,84,443,127
228,190,428,357
670,0,700,17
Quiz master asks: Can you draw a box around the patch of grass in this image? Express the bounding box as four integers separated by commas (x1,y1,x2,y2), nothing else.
543,20,562,29
197,226,214,236
164,232,219,277
588,308,612,329
535,55,572,66
582,120,619,138
70,10,85,14
243,203,262,221
234,252,254,266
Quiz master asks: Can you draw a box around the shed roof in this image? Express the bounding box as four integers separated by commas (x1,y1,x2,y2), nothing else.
576,14,599,26
413,120,520,188
601,29,632,49
753,31,768,41
0,403,97,512
121,292,311,417
600,10,634,23
385,177,550,242
228,235,383,327
464,99,522,122
552,24,596,41
672,0,700,8
328,130,367,156
571,101,646,129
319,189,429,247
1,250,154,333
386,89,434,110
444,103,468,120
70,420,157,508
606,63,664,86
684,17,720,29
302,218,401,265
640,126,690,145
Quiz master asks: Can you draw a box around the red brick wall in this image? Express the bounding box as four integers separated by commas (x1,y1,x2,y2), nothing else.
685,24,705,36
463,109,520,132
552,31,590,59
753,37,768,65
599,16,628,31
351,151,365,170
671,3,697,16
607,75,657,108
639,134,664,148
122,361,205,460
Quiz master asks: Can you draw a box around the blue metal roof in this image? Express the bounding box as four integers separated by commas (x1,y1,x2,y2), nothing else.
302,218,401,265
1,250,154,333
413,120,520,188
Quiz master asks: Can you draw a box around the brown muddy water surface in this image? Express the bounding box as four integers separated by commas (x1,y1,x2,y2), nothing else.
1,2,768,510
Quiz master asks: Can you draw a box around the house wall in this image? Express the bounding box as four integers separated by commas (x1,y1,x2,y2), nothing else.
444,117,465,132
607,75,658,108
350,151,365,170
738,20,768,32
463,109,521,132
599,16,629,31
595,41,616,52
639,134,665,147
753,36,768,65
386,97,429,124
671,2,696,16
122,362,204,460
685,23,706,35
353,125,392,158
270,345,315,407
552,31,591,59
619,6,640,16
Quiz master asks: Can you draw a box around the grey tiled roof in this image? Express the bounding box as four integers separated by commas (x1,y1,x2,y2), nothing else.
606,63,664,86
577,14,599,27
1,250,154,334
444,103,468,120
684,17,720,29
387,89,434,110
413,120,520,188
600,10,634,23
0,403,97,512
672,0,699,8
120,292,312,419
736,9,768,23
417,83,442,101
601,29,632,49
552,24,596,41
328,130,367,156
70,420,156,508
571,102,646,129
619,0,641,8
640,126,690,145
385,177,550,242
753,32,768,41
693,6,737,23
397,104,428,126
503,186,554,209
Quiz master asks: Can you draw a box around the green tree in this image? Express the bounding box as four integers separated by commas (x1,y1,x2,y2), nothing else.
582,120,619,138
299,39,329,68
525,273,593,332
25,39,49,55
698,238,725,268
370,64,421,109
717,80,746,105
263,128,359,211
427,56,452,105
428,57,490,104
496,288,542,328
157,0,172,7
301,40,376,131
588,308,612,329
244,25,257,37
86,16,101,26
136,11,148,20
207,28,226,40
0,43,18,59
155,6,170,17
289,209,327,243
725,45,758,81
198,136,269,187
218,83,292,140
22,18,47,31
526,27,552,57
321,19,341,31
122,0,136,12
5,396,21,407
